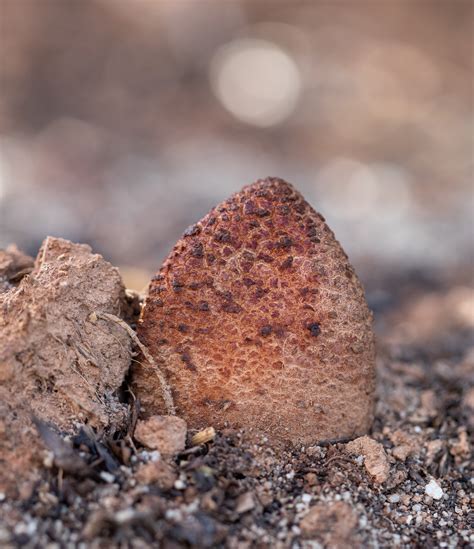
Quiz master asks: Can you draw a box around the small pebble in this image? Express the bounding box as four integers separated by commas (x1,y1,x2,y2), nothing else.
99,472,115,484
174,479,186,490
388,494,400,503
425,479,443,500
235,492,255,514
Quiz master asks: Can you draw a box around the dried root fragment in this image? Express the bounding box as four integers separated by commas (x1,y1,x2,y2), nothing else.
93,312,175,416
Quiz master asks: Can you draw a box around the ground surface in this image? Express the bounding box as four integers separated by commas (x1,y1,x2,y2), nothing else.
0,272,473,548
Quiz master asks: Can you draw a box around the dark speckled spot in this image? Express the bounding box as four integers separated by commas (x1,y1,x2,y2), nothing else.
277,235,293,248
191,242,204,258
244,200,256,215
307,322,321,337
215,229,231,243
181,351,197,371
295,203,306,214
257,253,274,263
254,287,268,299
172,280,184,292
183,224,201,237
222,301,242,314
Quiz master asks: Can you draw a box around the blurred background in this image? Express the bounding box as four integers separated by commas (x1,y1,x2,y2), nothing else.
0,0,472,297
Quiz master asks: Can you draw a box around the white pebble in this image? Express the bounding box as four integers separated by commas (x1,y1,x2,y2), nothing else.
115,509,135,524
149,450,161,462
388,494,400,503
99,471,115,484
301,493,312,503
165,508,183,521
425,479,443,500
174,479,186,490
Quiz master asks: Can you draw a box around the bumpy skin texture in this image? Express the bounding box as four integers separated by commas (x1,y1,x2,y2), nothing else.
136,178,376,444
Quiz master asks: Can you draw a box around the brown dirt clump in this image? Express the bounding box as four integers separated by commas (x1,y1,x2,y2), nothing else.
345,435,390,484
134,416,187,457
299,500,360,547
135,177,376,445
0,244,34,293
0,237,133,497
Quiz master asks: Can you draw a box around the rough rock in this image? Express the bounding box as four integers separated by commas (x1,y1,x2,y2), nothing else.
135,178,376,445
135,460,177,490
424,479,444,500
235,492,255,514
0,237,132,496
389,429,418,461
299,501,359,547
345,435,390,483
134,415,187,457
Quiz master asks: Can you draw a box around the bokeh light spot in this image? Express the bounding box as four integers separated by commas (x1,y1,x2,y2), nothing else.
210,38,302,127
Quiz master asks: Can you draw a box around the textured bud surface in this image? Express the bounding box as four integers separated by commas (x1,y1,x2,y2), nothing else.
135,178,376,444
